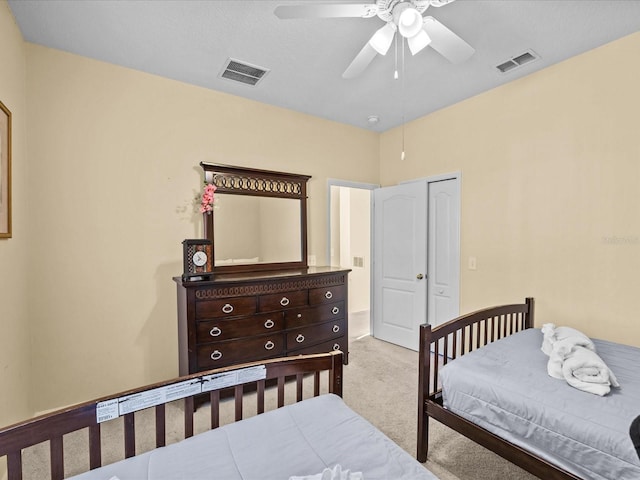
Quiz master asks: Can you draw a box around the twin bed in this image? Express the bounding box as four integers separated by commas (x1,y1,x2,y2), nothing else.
0,351,437,480
418,297,640,480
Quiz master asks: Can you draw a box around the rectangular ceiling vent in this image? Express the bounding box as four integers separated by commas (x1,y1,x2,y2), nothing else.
495,50,539,74
220,58,269,86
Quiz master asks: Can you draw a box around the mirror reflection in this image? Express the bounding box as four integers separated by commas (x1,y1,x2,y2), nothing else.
213,194,302,266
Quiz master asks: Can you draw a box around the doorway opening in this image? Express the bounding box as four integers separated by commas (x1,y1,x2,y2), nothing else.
327,180,377,342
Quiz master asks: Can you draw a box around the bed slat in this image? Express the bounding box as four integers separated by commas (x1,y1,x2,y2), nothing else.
234,385,243,421
50,435,64,480
295,373,303,401
313,371,320,396
89,423,101,469
124,413,135,458
277,376,285,407
257,380,265,415
7,451,22,480
210,390,221,428
184,396,194,438
155,404,166,448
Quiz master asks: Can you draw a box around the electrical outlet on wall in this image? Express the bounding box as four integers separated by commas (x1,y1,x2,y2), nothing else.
468,256,477,270
308,254,316,266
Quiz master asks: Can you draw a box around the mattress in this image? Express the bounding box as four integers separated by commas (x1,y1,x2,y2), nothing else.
440,328,640,480
69,393,437,480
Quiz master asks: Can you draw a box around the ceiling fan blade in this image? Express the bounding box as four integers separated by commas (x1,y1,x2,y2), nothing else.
407,29,431,55
422,16,474,64
274,3,378,19
342,42,378,79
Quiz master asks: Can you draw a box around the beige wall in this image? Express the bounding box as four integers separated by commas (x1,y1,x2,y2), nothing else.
0,1,30,431
25,44,379,412
380,31,640,346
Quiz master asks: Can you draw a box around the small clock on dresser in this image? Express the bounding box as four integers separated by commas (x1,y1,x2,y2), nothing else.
182,239,213,281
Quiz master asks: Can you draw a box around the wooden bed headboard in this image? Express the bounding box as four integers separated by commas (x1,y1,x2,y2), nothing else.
419,297,534,398
417,297,534,464
0,351,343,480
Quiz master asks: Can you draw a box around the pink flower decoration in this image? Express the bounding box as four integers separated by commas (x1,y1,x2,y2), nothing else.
199,182,217,213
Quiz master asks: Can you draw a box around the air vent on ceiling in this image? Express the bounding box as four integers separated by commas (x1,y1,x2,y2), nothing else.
220,58,269,86
495,50,539,74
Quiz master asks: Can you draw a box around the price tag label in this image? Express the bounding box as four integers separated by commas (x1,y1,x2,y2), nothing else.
119,379,202,416
96,399,119,423
202,365,266,392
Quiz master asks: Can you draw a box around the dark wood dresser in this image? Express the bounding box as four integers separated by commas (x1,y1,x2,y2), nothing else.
174,266,350,376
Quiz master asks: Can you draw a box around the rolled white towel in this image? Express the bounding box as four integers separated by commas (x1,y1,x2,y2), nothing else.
289,465,364,480
542,324,597,380
552,329,595,357
547,350,565,379
542,324,595,355
562,346,620,396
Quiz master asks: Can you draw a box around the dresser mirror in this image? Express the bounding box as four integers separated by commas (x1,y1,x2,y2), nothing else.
201,163,311,273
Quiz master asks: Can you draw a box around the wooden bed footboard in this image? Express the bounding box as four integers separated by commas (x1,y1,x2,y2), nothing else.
417,298,580,479
0,351,343,480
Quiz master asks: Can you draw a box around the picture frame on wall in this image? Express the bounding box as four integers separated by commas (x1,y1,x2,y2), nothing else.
0,100,11,239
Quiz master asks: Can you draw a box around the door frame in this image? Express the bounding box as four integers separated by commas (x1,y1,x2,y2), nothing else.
326,179,379,329
326,178,379,263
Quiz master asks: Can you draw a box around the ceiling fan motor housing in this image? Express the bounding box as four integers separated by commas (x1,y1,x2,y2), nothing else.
375,0,430,21
394,3,424,38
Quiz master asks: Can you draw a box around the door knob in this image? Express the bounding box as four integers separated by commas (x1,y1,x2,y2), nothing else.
416,273,424,280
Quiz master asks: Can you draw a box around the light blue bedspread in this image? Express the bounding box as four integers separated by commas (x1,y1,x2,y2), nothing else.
440,328,640,480
70,394,437,480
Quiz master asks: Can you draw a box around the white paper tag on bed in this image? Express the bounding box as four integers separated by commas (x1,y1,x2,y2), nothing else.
96,398,119,423
202,365,266,392
118,379,202,416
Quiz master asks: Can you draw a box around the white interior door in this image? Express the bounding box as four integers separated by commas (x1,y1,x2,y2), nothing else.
427,179,460,327
372,182,427,351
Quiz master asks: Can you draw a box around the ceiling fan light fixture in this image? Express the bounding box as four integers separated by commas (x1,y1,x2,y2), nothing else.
369,22,396,55
397,6,424,38
407,29,431,55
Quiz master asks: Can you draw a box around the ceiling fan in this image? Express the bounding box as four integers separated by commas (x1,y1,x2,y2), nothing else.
274,0,475,79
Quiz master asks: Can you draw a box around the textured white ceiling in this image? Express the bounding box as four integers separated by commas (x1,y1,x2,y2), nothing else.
8,0,640,132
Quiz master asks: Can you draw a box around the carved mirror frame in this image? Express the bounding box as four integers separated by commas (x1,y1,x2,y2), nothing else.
201,162,311,274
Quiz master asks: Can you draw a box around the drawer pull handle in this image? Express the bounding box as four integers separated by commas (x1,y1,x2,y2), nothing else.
332,306,340,315
333,343,340,351
210,350,223,361
332,324,340,333
297,313,302,318
209,326,222,337
325,291,333,299
264,341,275,350
296,334,305,343
264,319,275,329
222,304,234,314
280,297,290,307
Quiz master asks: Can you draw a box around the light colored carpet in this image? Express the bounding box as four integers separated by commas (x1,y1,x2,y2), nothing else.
343,334,537,480
20,334,538,479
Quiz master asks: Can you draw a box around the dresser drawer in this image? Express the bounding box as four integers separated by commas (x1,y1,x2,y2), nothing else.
286,318,345,350
258,290,308,312
195,296,256,319
196,312,284,344
309,285,346,305
197,334,284,369
285,301,345,328
287,335,347,357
